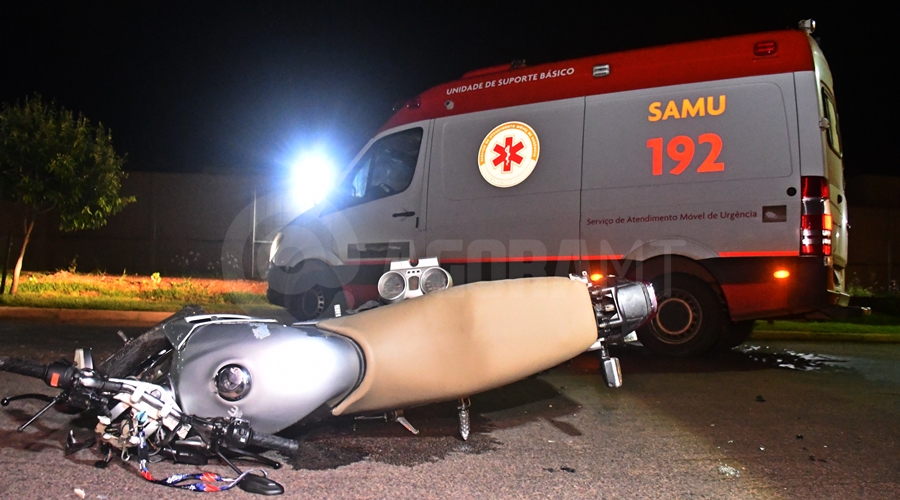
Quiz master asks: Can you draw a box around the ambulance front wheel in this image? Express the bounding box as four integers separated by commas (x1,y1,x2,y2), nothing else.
636,274,725,357
286,284,334,321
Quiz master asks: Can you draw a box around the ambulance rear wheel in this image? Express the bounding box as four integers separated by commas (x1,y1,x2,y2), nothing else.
714,320,755,351
636,274,724,357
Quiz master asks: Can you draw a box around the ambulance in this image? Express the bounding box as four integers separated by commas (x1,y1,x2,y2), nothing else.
267,20,850,356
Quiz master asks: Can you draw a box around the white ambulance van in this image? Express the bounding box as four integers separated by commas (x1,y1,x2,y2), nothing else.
267,20,850,356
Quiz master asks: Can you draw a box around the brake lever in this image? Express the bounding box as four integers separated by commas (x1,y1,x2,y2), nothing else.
2,393,57,406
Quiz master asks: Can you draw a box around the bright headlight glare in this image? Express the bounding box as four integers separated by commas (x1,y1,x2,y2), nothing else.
289,150,335,211
420,268,452,294
378,271,407,302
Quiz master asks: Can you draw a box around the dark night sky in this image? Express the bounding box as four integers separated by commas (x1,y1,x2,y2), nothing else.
0,2,885,177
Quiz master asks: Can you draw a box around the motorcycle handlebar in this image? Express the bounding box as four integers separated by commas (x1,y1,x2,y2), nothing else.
0,357,49,380
249,431,300,454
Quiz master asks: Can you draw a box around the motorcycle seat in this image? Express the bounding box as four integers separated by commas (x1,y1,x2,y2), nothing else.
317,276,597,416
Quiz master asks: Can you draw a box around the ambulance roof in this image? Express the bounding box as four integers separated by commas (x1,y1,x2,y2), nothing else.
380,28,814,132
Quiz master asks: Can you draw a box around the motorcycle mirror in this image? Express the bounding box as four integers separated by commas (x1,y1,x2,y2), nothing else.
238,473,285,496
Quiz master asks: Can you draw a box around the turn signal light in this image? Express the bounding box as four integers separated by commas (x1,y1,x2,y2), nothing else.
774,270,790,279
590,273,604,281
754,41,778,56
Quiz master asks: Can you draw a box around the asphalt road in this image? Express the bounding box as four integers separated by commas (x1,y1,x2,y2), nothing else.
1,319,898,499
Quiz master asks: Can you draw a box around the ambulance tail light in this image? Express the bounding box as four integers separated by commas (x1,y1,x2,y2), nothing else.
800,176,832,256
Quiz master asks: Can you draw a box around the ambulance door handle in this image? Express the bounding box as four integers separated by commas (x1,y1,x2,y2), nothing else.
392,211,415,218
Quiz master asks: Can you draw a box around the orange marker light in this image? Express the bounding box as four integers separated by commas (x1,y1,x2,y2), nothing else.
774,270,790,279
590,273,603,281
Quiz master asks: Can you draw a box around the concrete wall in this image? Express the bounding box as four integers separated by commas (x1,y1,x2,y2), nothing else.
844,175,900,292
0,172,304,278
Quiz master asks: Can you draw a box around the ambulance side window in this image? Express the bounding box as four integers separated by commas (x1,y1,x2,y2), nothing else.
331,127,423,209
822,87,842,158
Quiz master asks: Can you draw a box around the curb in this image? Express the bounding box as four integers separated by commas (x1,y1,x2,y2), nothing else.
0,306,173,327
750,330,900,343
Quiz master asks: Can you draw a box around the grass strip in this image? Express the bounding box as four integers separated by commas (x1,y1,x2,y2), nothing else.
0,294,280,314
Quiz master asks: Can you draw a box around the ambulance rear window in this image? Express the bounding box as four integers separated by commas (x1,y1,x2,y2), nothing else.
822,87,842,158
330,127,423,210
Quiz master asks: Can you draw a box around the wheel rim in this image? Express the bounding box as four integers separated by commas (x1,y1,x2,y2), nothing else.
298,286,327,317
652,290,702,345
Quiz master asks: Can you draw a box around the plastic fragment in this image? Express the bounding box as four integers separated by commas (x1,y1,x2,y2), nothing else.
74,489,86,499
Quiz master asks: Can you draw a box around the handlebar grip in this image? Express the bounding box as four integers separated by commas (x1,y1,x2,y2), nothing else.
249,431,300,454
0,357,47,379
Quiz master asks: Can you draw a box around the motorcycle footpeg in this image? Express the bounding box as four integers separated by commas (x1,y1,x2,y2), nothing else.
388,410,419,435
601,357,623,388
457,398,471,441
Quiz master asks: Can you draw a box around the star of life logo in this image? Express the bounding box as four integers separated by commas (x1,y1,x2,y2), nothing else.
477,121,540,188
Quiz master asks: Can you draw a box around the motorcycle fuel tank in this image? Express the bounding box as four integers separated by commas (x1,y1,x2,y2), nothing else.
170,321,363,434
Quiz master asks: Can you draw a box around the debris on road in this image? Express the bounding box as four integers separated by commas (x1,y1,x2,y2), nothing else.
717,465,741,478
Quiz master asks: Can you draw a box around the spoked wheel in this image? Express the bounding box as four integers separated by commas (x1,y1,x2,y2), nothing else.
636,274,725,357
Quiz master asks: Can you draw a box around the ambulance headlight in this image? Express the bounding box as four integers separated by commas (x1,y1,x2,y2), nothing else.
421,267,452,294
289,150,335,211
378,271,407,302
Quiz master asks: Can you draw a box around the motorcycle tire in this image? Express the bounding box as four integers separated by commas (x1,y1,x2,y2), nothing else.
636,274,725,357
98,305,205,378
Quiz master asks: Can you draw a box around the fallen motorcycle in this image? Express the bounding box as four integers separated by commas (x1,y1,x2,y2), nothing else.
1,261,655,495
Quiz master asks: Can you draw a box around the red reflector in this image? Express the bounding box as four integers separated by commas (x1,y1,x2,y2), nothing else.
801,176,829,199
754,41,778,56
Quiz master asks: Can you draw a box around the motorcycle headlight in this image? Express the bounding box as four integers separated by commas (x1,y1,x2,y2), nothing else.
378,271,407,302
420,267,452,294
